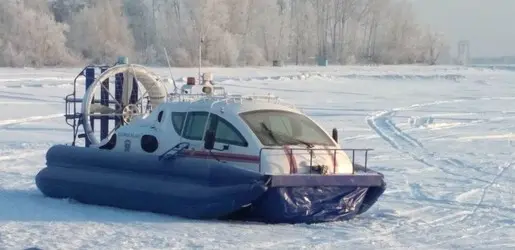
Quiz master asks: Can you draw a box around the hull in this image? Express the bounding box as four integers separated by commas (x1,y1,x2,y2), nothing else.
36,145,386,224
226,174,386,224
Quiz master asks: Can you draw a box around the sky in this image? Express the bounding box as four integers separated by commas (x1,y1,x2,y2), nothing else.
413,0,515,58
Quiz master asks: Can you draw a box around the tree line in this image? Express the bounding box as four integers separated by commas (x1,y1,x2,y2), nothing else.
0,0,447,67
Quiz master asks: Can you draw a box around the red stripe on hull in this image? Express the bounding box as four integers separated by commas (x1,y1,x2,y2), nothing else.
182,150,260,163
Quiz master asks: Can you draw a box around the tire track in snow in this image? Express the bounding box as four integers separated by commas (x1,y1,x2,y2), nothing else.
367,97,515,181
366,106,488,183
0,142,54,162
367,96,515,223
0,142,54,191
460,161,514,221
0,113,63,128
0,149,46,162
0,90,63,104
0,114,63,165
0,76,74,89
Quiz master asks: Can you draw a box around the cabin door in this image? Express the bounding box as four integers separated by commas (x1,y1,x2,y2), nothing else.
203,112,257,170
175,110,256,170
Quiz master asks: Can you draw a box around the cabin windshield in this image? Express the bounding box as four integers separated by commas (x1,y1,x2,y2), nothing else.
239,110,335,147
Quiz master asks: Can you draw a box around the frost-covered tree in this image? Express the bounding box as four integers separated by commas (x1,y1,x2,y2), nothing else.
0,0,447,67
421,29,446,65
0,0,78,67
123,0,158,64
66,0,135,64
50,0,89,23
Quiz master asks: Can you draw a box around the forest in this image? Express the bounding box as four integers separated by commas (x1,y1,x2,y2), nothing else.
0,0,448,67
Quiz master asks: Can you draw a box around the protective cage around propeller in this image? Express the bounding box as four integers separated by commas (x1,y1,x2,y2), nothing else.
81,64,168,147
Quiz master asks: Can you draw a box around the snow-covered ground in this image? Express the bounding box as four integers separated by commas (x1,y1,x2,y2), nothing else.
0,65,513,249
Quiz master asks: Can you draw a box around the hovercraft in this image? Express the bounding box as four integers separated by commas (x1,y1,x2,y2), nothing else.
36,60,386,224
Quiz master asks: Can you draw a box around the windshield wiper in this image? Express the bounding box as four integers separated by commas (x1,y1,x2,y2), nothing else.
259,122,314,148
260,123,280,145
284,136,314,148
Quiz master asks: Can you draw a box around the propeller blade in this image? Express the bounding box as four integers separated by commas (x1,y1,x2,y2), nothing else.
90,103,116,114
121,69,134,107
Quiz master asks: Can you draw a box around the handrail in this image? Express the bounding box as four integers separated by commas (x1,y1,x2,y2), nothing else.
158,142,190,161
258,147,373,174
168,92,296,109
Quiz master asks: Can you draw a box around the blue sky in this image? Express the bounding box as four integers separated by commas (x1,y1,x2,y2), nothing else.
413,0,515,57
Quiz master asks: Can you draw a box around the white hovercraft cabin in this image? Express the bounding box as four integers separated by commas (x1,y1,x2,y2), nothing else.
107,84,354,175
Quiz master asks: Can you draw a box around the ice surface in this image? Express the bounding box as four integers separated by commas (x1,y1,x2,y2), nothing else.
0,65,513,249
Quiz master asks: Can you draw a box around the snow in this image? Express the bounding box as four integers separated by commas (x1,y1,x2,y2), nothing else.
0,65,514,249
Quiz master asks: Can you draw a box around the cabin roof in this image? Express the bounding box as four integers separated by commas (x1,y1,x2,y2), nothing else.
160,94,300,115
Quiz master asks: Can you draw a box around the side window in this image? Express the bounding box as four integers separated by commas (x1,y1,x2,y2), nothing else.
157,111,164,122
213,115,248,147
171,112,186,135
183,112,209,140
177,112,248,147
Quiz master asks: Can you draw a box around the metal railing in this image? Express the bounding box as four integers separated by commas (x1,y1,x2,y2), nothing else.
167,92,296,109
257,147,373,174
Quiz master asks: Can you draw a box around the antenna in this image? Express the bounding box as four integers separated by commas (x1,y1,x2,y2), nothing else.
163,47,178,93
198,25,203,84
